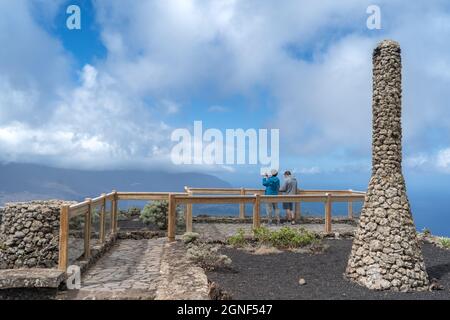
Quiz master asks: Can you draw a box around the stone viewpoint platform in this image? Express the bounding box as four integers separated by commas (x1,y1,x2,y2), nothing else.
59,222,353,300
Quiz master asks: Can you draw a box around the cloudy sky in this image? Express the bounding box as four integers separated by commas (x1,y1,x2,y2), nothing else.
1,0,450,183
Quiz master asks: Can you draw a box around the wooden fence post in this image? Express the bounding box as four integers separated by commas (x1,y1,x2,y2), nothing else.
186,189,193,233
168,193,176,241
239,187,245,219
325,193,332,234
84,198,92,259
100,194,106,243
253,194,261,230
295,202,301,221
58,205,69,272
112,190,118,233
348,200,353,219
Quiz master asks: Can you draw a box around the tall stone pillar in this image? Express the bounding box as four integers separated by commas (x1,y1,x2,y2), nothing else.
345,40,429,291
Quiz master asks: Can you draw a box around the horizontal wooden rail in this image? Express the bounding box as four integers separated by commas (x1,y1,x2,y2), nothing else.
70,200,90,210
116,192,187,201
185,187,365,196
260,195,325,202
260,194,364,203
69,206,88,218
174,195,256,205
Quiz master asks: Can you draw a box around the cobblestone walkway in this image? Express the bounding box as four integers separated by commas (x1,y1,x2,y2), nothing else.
61,238,210,300
62,239,165,300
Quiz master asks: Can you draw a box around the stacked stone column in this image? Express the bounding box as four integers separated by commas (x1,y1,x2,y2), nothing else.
345,40,429,291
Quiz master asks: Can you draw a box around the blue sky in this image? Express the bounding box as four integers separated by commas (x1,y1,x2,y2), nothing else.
1,0,450,186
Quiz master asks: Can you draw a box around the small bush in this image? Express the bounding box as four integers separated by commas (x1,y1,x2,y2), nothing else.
268,227,317,249
422,228,431,237
227,228,247,247
182,232,200,244
119,206,142,220
228,226,318,250
253,226,271,243
440,237,450,249
186,243,232,271
140,201,184,230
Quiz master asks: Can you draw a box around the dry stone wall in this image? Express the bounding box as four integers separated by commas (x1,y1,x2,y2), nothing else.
0,200,74,269
345,40,429,291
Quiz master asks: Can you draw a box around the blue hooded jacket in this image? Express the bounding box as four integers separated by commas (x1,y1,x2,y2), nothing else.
262,176,280,195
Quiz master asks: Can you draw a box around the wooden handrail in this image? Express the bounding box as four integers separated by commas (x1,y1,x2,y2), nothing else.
174,195,256,205
70,200,90,210
116,192,187,200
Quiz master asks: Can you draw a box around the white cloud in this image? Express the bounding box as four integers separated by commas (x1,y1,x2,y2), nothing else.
159,99,180,115
0,0,72,125
405,154,429,169
0,1,176,170
405,148,450,173
0,60,174,169
2,0,450,174
437,149,450,171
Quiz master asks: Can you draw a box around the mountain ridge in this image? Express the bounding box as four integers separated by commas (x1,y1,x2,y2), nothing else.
0,162,231,205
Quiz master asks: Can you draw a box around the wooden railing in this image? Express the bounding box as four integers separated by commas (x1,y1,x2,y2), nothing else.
184,186,365,222
58,188,365,271
169,188,366,241
58,191,119,272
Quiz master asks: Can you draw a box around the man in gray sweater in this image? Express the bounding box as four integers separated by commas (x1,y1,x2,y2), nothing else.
279,171,298,224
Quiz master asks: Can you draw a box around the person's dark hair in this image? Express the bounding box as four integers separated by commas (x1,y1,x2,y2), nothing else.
284,170,291,176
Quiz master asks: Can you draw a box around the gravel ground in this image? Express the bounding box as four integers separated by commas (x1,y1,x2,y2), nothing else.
207,240,450,300
118,219,159,230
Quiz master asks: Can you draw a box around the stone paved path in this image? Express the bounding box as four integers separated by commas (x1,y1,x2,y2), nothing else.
62,239,165,300
61,238,209,300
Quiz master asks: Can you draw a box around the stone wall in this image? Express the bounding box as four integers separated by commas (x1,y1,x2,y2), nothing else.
0,200,74,269
345,40,429,291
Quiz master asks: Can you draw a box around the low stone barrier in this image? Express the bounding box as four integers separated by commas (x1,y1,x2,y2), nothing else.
0,200,75,269
0,200,119,299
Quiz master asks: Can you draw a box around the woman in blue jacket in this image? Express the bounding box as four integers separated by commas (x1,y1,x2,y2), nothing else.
262,169,280,225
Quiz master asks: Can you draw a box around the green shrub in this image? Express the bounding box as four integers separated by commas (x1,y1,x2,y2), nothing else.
118,206,142,220
422,228,431,237
228,226,318,249
268,227,317,249
227,228,247,247
440,237,450,249
253,226,271,243
140,200,184,230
